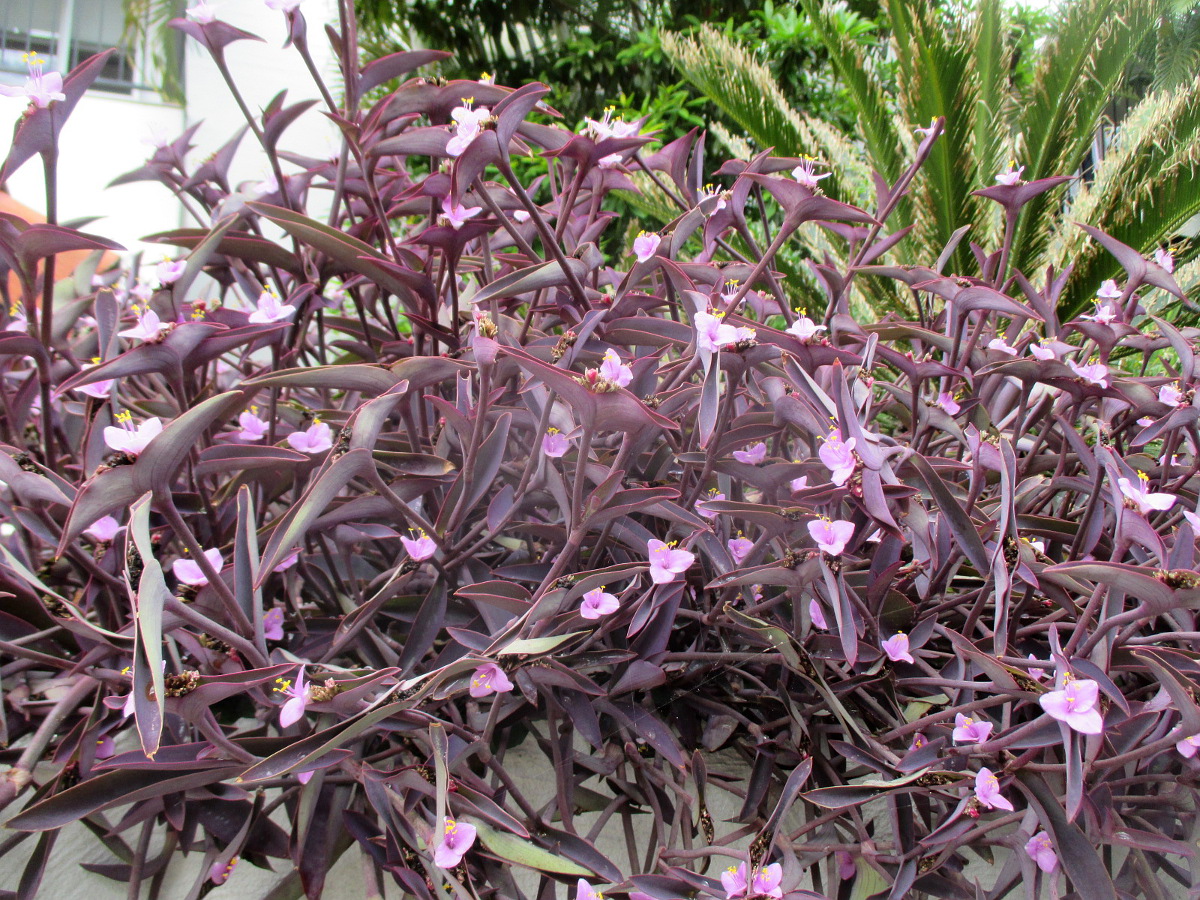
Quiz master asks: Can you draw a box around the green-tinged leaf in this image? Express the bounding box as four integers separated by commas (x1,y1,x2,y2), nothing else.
497,632,586,657
473,822,592,876
128,495,168,758
801,770,932,809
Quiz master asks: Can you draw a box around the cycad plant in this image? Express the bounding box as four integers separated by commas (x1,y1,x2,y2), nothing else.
661,0,1200,319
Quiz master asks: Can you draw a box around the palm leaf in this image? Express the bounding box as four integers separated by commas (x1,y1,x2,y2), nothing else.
1051,74,1200,316
1010,0,1159,273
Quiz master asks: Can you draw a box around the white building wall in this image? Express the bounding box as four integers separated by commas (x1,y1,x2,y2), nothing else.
0,0,341,269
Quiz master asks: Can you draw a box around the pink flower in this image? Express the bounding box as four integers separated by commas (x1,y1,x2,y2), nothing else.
209,857,238,885
1137,416,1155,427
881,633,914,664
727,535,753,565
995,162,1024,186
788,315,826,342
441,196,483,230
1159,383,1184,406
1039,677,1103,734
836,851,856,880
1080,302,1119,324
287,420,333,454
1097,279,1122,299
95,734,115,759
698,490,725,519
576,879,604,900
274,550,300,572
734,442,768,465
263,607,284,641
0,52,65,108
585,108,639,140
173,548,224,587
401,529,437,561
248,289,297,324
252,173,279,197
598,152,624,169
632,231,661,263
809,599,828,630
75,360,114,399
447,101,492,157
792,155,831,190
85,516,122,543
1028,341,1056,361
1067,359,1109,387
433,818,477,868
513,209,531,223
1024,831,1058,874
819,432,857,485
156,259,187,285
118,308,168,342
469,663,513,698
599,349,633,387
1175,731,1200,758
987,338,1018,356
647,539,694,584
791,475,809,493
237,410,269,441
265,0,303,10
1117,472,1175,516
973,766,1014,811
700,185,728,215
936,391,961,415
1154,247,1175,274
542,428,570,458
5,305,26,332
721,862,783,899
1027,655,1048,681
808,518,854,556
104,415,164,456
277,667,311,727
696,311,741,352
580,587,619,619
130,282,154,303
914,117,939,137
187,1,218,22
952,714,994,744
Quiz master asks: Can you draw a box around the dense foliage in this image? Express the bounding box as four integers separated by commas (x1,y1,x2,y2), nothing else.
352,0,884,134
2,5,1200,900
660,0,1200,319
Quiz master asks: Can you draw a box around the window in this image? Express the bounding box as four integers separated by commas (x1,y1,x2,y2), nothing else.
0,0,166,95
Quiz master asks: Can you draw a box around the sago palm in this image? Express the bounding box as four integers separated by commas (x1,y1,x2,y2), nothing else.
660,0,1200,319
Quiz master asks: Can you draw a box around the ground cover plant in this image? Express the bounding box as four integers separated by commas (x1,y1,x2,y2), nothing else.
1,3,1200,898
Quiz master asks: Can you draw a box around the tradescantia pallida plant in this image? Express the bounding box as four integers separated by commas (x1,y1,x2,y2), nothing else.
2,3,1200,899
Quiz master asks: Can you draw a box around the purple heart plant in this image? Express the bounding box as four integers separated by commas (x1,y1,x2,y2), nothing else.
0,6,1198,900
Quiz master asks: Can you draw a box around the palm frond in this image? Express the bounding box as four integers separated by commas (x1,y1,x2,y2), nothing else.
1050,74,1200,316
886,0,985,263
1010,0,1159,272
659,26,812,158
795,0,902,183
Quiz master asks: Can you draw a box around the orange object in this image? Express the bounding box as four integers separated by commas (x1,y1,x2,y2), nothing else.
0,189,120,300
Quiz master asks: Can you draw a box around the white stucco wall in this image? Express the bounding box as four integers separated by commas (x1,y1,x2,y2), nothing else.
0,0,341,269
